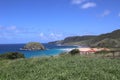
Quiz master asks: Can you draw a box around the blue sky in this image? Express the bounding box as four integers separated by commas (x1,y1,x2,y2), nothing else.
0,0,120,44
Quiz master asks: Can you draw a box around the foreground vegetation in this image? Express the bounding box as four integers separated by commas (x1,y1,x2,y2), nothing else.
0,52,25,60
0,54,120,80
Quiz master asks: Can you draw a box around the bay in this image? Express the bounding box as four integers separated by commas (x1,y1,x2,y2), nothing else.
0,44,78,58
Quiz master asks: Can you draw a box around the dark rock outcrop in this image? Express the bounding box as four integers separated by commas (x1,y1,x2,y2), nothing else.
23,42,45,51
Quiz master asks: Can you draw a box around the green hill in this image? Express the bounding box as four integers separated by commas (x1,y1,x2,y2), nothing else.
49,29,120,47
90,29,120,47
48,35,96,46
62,36,96,44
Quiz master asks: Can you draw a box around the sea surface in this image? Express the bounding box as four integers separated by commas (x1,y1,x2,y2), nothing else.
0,44,78,58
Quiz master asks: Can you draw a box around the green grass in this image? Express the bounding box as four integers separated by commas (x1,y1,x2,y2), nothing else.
0,55,120,80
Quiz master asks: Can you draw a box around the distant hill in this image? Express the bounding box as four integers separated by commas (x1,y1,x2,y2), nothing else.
48,29,120,48
62,36,96,44
48,40,63,45
90,29,120,48
48,36,96,46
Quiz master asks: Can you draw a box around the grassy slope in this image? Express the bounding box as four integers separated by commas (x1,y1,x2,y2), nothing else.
0,56,120,80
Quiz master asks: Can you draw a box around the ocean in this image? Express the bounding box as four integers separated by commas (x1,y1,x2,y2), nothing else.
0,44,78,58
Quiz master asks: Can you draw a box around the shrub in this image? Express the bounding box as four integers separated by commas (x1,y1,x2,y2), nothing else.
59,52,70,56
95,50,109,54
0,52,25,60
69,49,80,55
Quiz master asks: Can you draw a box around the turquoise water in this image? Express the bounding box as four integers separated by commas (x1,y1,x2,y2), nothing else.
0,44,78,58
20,49,65,58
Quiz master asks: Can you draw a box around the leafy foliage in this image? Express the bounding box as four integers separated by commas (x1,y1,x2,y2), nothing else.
0,52,25,59
59,52,68,56
69,49,80,55
95,50,109,54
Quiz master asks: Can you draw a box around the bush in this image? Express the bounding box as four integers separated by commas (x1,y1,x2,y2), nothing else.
0,52,25,60
59,52,70,57
69,49,80,55
95,50,109,54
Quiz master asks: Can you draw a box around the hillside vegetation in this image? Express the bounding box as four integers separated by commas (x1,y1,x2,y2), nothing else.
49,29,120,48
0,52,25,60
0,55,120,80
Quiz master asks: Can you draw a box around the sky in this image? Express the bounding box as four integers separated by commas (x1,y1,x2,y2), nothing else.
0,0,120,44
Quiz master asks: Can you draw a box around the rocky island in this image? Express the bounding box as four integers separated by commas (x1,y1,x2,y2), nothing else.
22,42,45,51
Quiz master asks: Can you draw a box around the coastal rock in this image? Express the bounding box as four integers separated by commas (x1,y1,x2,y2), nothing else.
23,42,45,51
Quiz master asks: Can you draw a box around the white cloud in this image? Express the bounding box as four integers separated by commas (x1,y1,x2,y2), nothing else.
38,32,63,41
6,26,17,30
50,33,63,40
101,10,110,17
0,26,4,30
72,0,85,4
118,13,120,17
50,33,54,36
0,25,23,39
39,32,44,37
81,2,96,9
50,33,57,39
50,33,62,37
38,32,49,41
0,26,19,32
0,34,2,38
